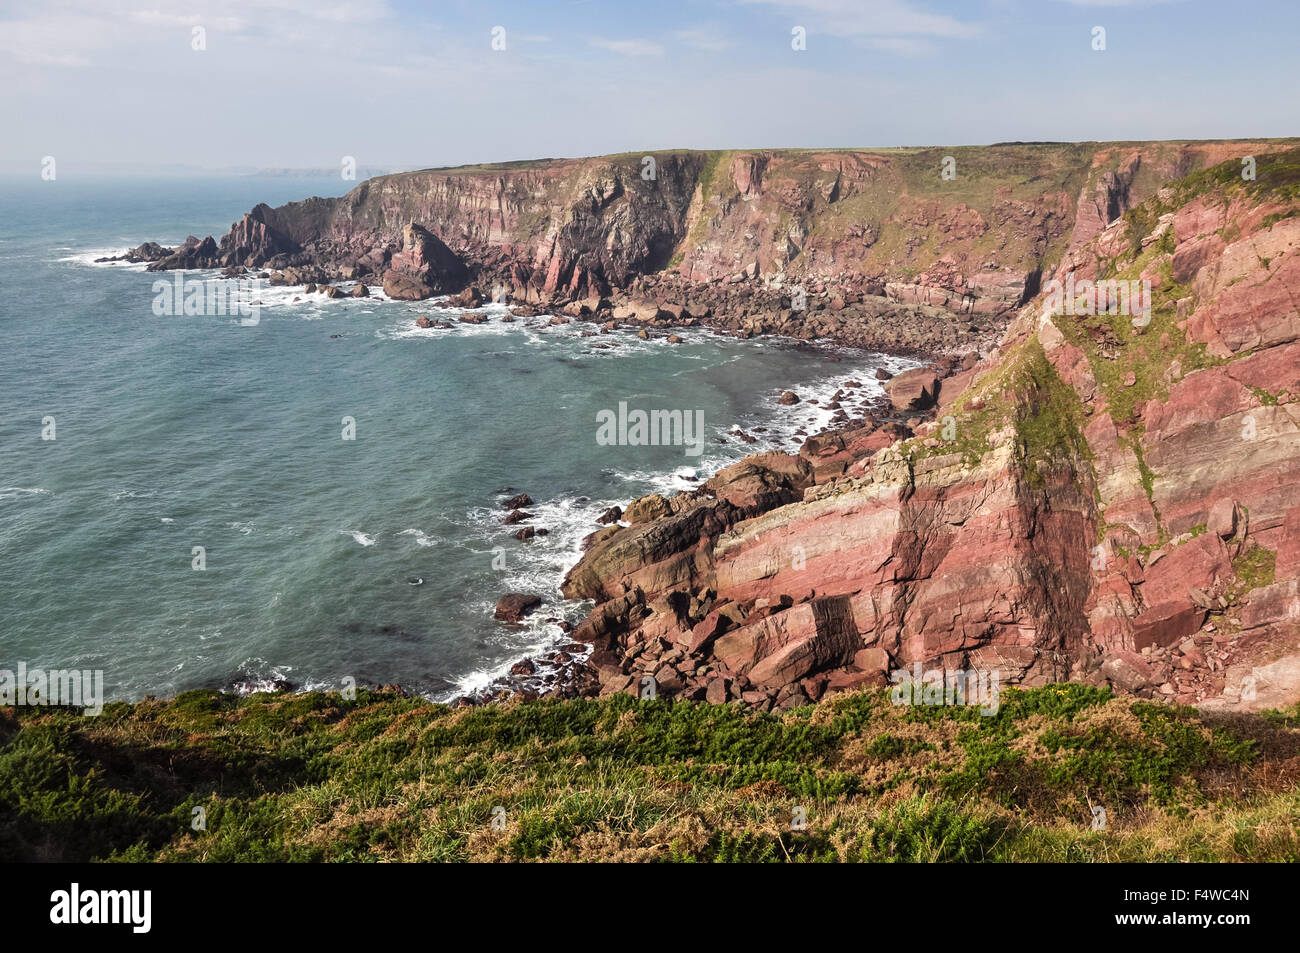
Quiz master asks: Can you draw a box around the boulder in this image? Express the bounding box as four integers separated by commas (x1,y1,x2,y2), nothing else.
494,593,542,623
704,677,730,705
623,494,671,524
706,453,812,513
382,271,432,300
1101,651,1156,692
1208,498,1239,540
382,222,468,300
884,367,939,411
713,596,859,690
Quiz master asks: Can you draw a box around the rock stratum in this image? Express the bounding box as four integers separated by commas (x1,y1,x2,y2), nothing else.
552,147,1300,714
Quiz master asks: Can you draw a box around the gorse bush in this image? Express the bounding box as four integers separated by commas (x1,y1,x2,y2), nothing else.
1,685,1296,862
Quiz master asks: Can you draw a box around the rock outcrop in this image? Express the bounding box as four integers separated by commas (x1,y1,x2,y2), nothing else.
381,223,468,300
556,147,1300,713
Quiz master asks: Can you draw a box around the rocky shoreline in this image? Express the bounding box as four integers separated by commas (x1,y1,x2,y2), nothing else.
104,240,976,707
116,141,1300,714
102,234,1003,357
456,342,970,709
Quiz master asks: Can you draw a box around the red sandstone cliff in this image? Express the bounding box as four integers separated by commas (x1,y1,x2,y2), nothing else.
140,141,1294,352
558,148,1300,713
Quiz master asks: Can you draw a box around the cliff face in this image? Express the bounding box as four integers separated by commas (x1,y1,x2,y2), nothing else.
134,141,1300,710
561,148,1300,713
149,141,1291,331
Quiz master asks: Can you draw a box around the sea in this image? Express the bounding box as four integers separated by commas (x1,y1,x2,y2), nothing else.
0,174,917,702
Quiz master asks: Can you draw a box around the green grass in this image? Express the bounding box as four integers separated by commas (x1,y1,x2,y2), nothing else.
679,149,729,258
2,684,1297,862
1229,544,1277,601
903,335,1093,498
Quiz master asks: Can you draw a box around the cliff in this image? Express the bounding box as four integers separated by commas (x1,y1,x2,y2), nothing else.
129,141,1300,712
558,147,1300,713
138,139,1296,353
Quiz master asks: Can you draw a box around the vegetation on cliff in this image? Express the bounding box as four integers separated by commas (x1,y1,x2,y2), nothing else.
3,686,1296,862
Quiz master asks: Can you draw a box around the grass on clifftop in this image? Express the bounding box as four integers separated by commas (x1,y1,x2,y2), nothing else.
903,336,1092,494
2,685,1297,862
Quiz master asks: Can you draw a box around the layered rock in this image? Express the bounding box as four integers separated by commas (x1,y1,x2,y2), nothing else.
381,222,468,300
558,147,1300,712
142,141,1293,352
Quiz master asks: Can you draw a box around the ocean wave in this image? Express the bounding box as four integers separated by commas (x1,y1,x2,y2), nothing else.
398,528,436,547
0,486,50,502
225,657,298,695
458,494,619,615
343,530,376,547
377,307,710,359
111,488,156,501
443,619,578,699
57,241,197,270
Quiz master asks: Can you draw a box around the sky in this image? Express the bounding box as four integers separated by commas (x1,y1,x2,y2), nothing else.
1,0,1297,173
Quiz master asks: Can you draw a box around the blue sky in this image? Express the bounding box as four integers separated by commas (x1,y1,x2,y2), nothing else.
1,0,1297,171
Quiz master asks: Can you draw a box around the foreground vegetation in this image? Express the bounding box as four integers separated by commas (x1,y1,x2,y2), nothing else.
2,684,1297,862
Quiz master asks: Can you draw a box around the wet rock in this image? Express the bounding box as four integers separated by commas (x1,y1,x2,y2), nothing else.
494,593,542,623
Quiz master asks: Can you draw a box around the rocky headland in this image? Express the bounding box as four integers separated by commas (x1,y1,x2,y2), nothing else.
135,140,1300,713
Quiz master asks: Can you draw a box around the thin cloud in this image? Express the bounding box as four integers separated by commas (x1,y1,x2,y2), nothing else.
587,36,666,56
1056,1,1185,6
675,26,732,52
739,0,980,39
862,35,937,56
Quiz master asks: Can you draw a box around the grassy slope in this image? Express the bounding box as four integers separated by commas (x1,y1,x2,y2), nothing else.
2,685,1297,862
